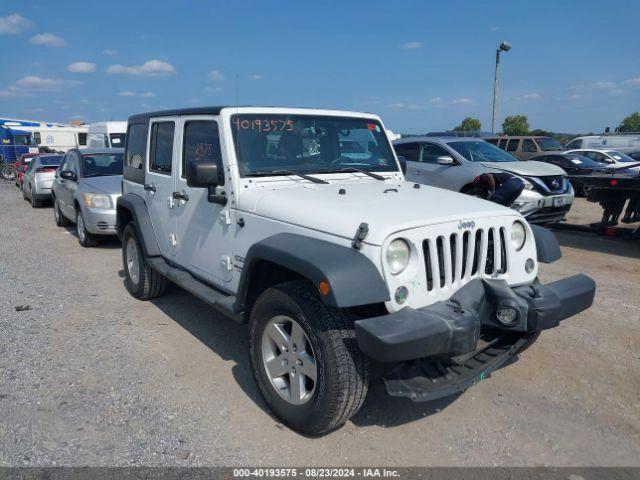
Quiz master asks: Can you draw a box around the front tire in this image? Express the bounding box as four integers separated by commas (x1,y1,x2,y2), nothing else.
249,280,369,436
76,210,99,247
121,223,167,300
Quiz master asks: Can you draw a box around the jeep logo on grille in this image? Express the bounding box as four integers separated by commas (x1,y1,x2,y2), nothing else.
457,220,475,230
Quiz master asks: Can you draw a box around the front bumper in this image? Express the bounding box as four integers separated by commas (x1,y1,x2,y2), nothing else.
512,189,574,223
82,207,118,235
355,274,595,363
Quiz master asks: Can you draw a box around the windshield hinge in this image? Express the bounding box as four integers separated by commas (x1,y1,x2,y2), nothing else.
352,222,369,250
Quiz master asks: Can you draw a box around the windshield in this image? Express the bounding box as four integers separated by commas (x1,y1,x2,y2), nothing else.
82,153,124,177
109,133,126,147
565,155,601,167
231,114,398,177
536,137,562,151
607,151,637,163
448,140,519,162
13,134,36,146
39,155,63,166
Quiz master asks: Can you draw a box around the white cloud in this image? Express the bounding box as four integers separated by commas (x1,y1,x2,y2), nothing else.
107,59,176,76
452,98,473,104
522,92,542,100
623,77,640,86
248,74,263,80
67,61,96,73
204,85,223,93
30,32,67,47
428,97,442,104
209,70,224,81
103,48,118,56
0,13,33,34
118,91,155,98
401,41,422,49
594,81,616,89
387,102,405,108
5,76,79,94
568,93,581,100
489,26,499,32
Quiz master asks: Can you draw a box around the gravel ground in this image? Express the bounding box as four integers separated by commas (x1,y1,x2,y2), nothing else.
1,180,639,466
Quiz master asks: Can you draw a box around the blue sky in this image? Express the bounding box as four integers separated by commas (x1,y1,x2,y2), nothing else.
1,0,639,134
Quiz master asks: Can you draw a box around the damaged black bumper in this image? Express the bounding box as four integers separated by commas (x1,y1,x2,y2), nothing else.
354,274,596,363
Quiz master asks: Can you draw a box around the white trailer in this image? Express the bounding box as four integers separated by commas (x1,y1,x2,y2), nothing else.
87,121,127,148
0,118,87,152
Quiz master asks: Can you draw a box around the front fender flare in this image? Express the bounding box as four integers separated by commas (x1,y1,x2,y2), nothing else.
116,193,161,257
237,233,390,310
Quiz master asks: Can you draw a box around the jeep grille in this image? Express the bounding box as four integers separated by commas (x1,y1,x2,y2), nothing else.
422,227,508,292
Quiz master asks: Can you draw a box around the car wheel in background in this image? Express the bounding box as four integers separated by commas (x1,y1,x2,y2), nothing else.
76,210,98,247
53,197,71,226
249,280,370,436
22,184,27,200
30,186,41,208
121,223,167,300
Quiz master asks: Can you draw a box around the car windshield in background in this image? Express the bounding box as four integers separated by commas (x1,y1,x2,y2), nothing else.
536,137,563,151
82,153,124,177
109,133,126,147
231,114,397,177
608,151,637,163
448,140,519,162
14,135,36,146
566,155,602,168
39,155,63,166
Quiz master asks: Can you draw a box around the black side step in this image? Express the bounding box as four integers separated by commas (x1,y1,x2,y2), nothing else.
383,331,537,402
146,257,241,322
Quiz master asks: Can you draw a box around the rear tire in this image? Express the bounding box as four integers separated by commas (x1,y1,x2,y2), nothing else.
30,186,41,208
53,197,71,226
249,280,369,436
76,210,99,247
121,223,167,300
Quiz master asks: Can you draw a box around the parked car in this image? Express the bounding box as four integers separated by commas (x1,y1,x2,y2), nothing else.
530,153,615,195
13,152,40,188
87,121,127,148
490,135,564,159
116,106,595,435
393,137,574,224
564,149,640,172
21,154,63,207
564,134,640,152
51,148,124,247
627,150,640,162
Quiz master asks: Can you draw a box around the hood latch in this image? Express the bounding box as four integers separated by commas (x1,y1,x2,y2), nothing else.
352,222,369,250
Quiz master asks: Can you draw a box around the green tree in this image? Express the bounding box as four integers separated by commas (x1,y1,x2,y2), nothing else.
502,115,529,135
453,117,482,132
619,112,640,132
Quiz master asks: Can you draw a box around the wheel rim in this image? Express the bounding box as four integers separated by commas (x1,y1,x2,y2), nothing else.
54,201,60,222
126,237,140,285
261,315,317,406
77,213,86,242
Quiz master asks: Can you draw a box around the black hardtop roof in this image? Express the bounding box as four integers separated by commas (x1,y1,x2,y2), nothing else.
128,106,229,124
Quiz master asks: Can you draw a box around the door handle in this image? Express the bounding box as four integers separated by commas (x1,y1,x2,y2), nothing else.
172,191,189,202
144,183,156,192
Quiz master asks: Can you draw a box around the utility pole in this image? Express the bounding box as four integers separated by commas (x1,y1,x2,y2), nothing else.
491,42,511,134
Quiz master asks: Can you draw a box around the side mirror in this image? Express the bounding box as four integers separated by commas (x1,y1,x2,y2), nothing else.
396,155,407,174
437,155,455,165
60,170,77,182
186,161,220,188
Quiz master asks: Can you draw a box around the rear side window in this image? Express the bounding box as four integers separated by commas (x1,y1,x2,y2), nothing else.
506,139,519,152
149,122,175,174
522,139,537,152
393,143,419,161
182,121,224,185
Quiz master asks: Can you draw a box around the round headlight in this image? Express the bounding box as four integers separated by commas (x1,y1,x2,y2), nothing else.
510,221,526,251
386,239,411,275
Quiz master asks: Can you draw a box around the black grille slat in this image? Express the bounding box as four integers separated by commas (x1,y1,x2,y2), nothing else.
499,227,508,274
449,234,457,280
436,237,445,288
472,230,482,275
485,229,495,274
423,240,433,291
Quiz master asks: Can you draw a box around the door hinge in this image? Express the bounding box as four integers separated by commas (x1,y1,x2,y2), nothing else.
221,255,233,271
219,209,231,225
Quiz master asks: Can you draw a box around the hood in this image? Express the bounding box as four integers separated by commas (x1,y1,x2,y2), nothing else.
238,180,515,246
480,160,566,177
80,174,122,194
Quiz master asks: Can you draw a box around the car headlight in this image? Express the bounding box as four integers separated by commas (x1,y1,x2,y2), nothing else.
521,177,534,190
510,221,526,251
82,192,111,209
386,239,411,275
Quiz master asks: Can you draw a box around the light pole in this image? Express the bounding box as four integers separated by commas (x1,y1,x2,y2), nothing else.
491,41,511,134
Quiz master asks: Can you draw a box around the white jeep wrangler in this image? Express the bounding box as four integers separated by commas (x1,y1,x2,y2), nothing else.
116,106,595,435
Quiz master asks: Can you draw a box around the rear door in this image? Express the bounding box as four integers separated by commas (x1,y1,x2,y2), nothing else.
145,118,179,257
173,117,233,284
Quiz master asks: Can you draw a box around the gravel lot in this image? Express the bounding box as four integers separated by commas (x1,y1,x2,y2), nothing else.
1,180,639,467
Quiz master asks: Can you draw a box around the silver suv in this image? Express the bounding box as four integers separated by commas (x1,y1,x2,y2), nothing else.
394,137,575,224
116,106,594,435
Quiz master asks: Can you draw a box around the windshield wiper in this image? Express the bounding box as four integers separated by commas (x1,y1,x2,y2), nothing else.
248,170,328,184
323,167,387,181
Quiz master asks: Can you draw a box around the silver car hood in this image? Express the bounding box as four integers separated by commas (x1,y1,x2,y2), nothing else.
80,174,123,194
480,161,565,177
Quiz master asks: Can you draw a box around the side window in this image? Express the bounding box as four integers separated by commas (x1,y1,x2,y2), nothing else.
498,139,507,150
420,143,451,164
33,132,42,144
59,154,70,172
149,122,175,175
182,121,224,185
566,139,581,149
506,139,520,152
77,132,87,146
125,123,147,170
584,151,606,163
522,139,537,152
393,143,419,161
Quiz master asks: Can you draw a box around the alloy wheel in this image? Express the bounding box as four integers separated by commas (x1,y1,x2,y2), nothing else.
126,237,140,285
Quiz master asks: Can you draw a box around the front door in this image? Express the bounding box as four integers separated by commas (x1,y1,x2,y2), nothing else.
410,142,459,188
172,117,233,285
145,118,179,257
58,152,79,220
